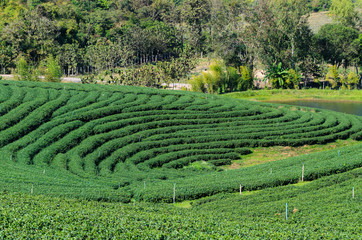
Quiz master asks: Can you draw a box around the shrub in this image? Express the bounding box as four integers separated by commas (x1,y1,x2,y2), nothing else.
325,65,339,89
264,62,289,89
226,66,240,92
202,72,218,94
189,75,205,92
15,57,40,81
45,55,62,82
209,61,225,93
238,66,254,91
285,69,302,89
15,57,30,81
347,71,359,89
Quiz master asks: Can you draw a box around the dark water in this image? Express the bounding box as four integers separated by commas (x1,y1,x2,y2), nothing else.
270,100,362,116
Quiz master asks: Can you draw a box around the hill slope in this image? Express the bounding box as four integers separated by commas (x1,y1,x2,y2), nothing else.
1,168,360,238
0,80,361,202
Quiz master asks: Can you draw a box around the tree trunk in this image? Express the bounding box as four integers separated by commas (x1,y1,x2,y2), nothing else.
355,64,359,76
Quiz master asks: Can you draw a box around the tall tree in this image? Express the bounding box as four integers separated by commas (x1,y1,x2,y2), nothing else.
314,23,359,68
181,0,211,56
330,0,360,28
1,7,59,64
244,0,313,70
207,0,249,67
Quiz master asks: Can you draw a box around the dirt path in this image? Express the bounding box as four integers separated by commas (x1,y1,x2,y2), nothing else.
1,75,192,89
1,74,82,83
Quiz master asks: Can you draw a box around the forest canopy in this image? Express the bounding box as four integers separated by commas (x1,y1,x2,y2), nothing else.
0,0,361,90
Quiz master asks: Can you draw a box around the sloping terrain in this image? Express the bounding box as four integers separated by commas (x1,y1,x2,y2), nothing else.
0,80,361,202
0,169,360,239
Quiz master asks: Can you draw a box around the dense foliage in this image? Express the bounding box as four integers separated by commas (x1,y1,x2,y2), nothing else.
0,0,360,90
0,169,360,238
189,62,254,93
0,80,361,203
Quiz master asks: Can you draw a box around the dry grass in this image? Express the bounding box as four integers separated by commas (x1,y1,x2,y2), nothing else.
308,11,333,33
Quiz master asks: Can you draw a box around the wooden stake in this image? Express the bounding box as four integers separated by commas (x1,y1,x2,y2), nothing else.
302,164,304,182
144,181,146,189
286,203,288,221
240,184,242,195
31,184,33,194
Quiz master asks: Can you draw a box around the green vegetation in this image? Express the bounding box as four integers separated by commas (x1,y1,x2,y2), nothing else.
0,80,361,203
15,56,39,82
0,168,360,238
81,51,196,87
0,80,361,237
225,89,362,102
0,0,361,237
1,0,360,91
264,63,302,89
229,139,361,169
330,0,360,27
188,61,253,93
314,24,360,69
309,0,332,12
325,65,360,89
44,55,62,82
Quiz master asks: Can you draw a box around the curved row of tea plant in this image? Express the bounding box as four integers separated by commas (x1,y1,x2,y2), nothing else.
0,169,360,239
133,143,362,202
0,80,361,202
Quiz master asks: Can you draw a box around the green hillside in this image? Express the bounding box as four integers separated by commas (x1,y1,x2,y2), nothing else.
1,169,360,238
0,80,361,203
0,80,361,237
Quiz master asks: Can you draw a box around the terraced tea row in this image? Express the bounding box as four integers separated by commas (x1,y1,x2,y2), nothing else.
1,169,360,238
0,80,361,202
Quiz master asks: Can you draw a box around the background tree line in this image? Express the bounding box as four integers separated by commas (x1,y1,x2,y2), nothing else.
0,0,361,90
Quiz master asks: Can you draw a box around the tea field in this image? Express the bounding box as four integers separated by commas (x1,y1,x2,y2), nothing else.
0,168,360,238
0,80,361,238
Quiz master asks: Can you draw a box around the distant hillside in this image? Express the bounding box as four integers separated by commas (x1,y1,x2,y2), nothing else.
308,11,334,33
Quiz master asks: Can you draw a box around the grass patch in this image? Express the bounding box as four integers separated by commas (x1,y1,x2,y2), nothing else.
174,200,192,208
308,11,333,33
226,139,360,169
184,160,215,170
293,181,311,187
239,189,261,196
225,89,362,102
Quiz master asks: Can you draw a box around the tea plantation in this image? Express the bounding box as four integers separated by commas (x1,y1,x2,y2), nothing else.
0,80,361,238
0,169,360,238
